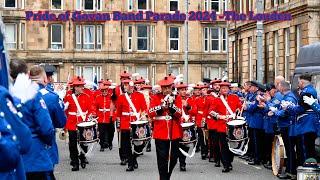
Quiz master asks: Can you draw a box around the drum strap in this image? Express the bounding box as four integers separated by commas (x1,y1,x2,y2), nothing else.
179,140,198,158
124,93,140,120
72,94,86,121
220,95,235,118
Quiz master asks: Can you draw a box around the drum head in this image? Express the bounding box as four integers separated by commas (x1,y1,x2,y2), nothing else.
77,121,96,127
181,122,194,128
227,120,246,126
235,116,245,121
272,135,285,176
130,120,148,125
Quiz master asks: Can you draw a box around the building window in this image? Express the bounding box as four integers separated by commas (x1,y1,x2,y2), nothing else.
168,66,180,76
211,0,219,12
211,28,220,52
169,0,179,13
138,0,147,11
128,0,133,11
51,0,63,10
128,26,133,51
204,66,221,79
4,24,17,49
222,28,227,52
76,25,103,50
136,66,148,79
137,25,148,51
76,0,101,11
4,0,16,8
203,27,226,53
169,27,180,52
296,25,302,58
274,31,279,77
204,28,209,52
19,23,25,49
76,66,102,82
51,24,63,50
285,28,290,81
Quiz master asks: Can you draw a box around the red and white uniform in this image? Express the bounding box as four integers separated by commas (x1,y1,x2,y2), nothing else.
95,93,113,123
64,93,96,131
116,92,147,130
205,95,219,130
195,96,207,128
148,94,183,140
208,94,242,133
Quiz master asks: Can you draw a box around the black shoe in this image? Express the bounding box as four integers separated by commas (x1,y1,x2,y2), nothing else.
208,158,214,163
109,144,113,150
146,147,151,152
120,159,127,166
263,162,272,170
201,155,207,160
248,160,260,165
180,165,186,171
215,162,221,167
80,162,86,169
100,147,105,152
222,167,230,173
71,165,79,171
126,166,134,172
133,161,138,169
277,174,291,179
229,165,233,171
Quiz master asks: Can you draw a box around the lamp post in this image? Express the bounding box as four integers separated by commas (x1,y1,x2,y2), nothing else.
183,0,189,83
256,0,264,83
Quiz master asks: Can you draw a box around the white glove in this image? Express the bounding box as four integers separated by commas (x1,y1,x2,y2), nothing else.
303,96,316,106
269,107,278,112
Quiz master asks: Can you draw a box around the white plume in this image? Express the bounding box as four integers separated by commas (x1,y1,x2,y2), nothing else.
108,80,113,83
221,76,228,81
109,85,116,89
132,73,140,77
111,83,117,86
10,73,39,104
188,84,195,87
145,79,150,84
176,74,184,79
84,80,98,89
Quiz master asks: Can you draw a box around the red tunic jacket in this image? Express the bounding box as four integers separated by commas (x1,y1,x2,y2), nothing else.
195,96,207,127
205,95,218,130
208,94,242,133
149,94,183,140
116,92,147,130
95,93,113,123
64,93,95,131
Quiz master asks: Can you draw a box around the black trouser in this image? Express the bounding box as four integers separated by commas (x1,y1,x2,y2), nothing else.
218,132,234,168
297,132,317,166
179,144,189,166
247,127,253,158
263,133,274,163
197,128,208,157
98,122,115,148
208,130,220,163
68,131,87,166
26,171,55,180
280,127,297,175
120,130,140,168
252,128,264,163
155,139,180,180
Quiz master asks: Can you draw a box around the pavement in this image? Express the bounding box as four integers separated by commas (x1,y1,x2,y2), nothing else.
55,135,278,180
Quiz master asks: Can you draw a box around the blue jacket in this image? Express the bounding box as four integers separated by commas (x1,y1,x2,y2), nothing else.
274,91,297,136
243,92,252,125
17,91,55,172
0,86,32,180
288,84,318,135
263,92,283,134
39,84,66,165
246,92,264,129
309,102,320,136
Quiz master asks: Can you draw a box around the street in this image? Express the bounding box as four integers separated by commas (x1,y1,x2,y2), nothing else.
55,135,277,180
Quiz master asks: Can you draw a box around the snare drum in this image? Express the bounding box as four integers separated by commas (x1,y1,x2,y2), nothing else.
226,119,249,156
77,121,98,144
272,135,285,176
297,166,320,180
130,120,151,142
180,122,197,145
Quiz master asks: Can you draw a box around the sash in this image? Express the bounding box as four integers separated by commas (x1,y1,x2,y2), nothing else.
124,93,140,120
71,94,86,121
220,95,235,119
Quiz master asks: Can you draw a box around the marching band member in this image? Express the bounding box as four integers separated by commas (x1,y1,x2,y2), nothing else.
206,79,221,164
194,83,209,160
10,59,55,179
29,65,67,178
64,76,96,171
148,76,183,180
95,80,114,151
287,74,318,166
208,81,242,173
116,79,147,171
243,81,265,165
176,82,194,171
141,83,153,152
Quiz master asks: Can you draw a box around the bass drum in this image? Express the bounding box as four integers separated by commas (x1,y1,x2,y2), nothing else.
272,135,286,176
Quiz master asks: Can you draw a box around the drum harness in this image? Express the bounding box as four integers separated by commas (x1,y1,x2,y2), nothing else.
72,94,99,158
124,93,151,155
